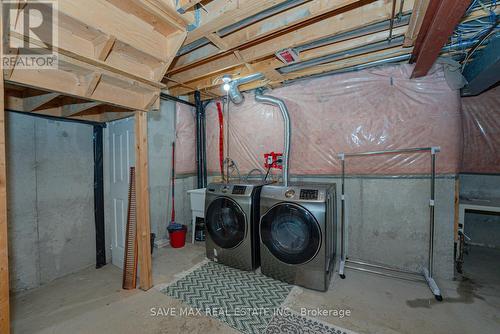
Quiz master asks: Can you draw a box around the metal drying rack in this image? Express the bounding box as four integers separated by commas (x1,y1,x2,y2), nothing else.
338,147,443,301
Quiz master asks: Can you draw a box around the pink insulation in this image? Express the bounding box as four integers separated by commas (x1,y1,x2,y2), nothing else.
204,64,462,175
461,86,500,174
175,103,197,174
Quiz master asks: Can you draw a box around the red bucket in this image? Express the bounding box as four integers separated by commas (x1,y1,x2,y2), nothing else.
169,226,187,248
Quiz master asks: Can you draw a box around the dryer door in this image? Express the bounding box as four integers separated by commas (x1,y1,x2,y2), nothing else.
260,203,321,265
206,197,246,249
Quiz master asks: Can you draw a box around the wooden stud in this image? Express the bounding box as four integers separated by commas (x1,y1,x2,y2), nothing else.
134,111,152,290
454,178,460,242
207,33,229,51
233,50,253,71
95,35,117,61
404,0,430,47
23,92,60,112
4,50,19,80
84,73,103,98
144,93,160,111
0,3,11,332
60,102,102,117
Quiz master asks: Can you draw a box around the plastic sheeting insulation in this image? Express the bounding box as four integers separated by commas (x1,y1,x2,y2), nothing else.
200,64,462,175
175,103,197,175
461,86,500,174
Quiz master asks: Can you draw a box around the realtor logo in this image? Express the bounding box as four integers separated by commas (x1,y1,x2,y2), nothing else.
2,0,58,69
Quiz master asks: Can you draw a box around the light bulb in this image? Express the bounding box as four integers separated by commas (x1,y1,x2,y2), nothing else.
223,83,230,91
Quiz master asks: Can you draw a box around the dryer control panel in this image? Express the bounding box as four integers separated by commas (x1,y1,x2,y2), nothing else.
232,185,247,195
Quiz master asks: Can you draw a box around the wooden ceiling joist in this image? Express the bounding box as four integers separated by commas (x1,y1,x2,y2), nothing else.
167,0,415,97
171,0,379,72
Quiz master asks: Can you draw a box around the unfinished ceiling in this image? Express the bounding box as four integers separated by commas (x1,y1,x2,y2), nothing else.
2,0,497,119
165,0,496,101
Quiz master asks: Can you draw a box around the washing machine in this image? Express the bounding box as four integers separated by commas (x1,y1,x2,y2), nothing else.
259,183,337,291
205,181,269,271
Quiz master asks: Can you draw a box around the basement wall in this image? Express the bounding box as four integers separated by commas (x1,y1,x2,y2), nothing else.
231,173,456,279
187,64,461,280
7,112,95,292
147,100,196,243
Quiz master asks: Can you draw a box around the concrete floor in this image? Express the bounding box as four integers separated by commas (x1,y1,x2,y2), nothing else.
12,243,500,334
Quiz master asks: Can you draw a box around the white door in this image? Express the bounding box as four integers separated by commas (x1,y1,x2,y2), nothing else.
108,118,135,269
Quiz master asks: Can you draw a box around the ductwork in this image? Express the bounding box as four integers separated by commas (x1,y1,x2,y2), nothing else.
254,90,291,187
228,73,264,104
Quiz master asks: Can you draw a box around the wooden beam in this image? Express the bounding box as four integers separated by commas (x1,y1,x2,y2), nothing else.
403,0,430,47
410,0,471,78
0,3,11,332
134,111,152,290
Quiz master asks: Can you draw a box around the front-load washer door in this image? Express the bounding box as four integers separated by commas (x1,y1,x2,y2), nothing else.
260,203,321,265
206,197,246,249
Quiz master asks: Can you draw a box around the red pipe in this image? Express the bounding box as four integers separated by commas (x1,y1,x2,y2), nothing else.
216,101,224,177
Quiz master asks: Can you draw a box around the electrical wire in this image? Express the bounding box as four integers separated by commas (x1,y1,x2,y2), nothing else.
461,23,499,72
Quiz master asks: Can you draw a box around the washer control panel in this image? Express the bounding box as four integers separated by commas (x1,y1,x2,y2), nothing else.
299,189,319,200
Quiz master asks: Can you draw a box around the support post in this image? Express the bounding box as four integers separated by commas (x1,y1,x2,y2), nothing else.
194,91,205,188
339,153,346,279
0,2,11,331
93,125,106,268
135,111,152,290
410,0,471,78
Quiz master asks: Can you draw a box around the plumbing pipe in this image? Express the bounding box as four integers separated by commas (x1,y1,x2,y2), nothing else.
216,101,225,178
228,73,264,104
254,90,291,187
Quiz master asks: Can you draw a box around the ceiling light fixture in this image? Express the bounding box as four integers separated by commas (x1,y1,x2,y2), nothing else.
222,74,232,92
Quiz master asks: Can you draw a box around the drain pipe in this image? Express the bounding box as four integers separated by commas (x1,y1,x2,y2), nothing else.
254,89,291,187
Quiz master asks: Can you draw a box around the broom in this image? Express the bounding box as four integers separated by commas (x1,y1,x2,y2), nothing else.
167,141,186,246
168,142,177,228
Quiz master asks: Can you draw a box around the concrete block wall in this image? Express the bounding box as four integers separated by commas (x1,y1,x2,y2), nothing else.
147,100,197,243
290,175,456,280
6,112,95,292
